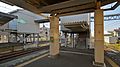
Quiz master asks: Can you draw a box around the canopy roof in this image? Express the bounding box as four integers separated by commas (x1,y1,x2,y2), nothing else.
0,12,17,26
61,21,89,33
1,0,117,16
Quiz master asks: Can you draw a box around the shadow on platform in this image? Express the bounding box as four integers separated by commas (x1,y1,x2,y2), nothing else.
22,47,112,67
24,52,94,67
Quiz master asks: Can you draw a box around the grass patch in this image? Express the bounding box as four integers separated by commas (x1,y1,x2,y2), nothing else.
105,43,120,51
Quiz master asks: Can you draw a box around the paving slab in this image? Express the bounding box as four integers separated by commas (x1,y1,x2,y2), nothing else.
23,47,112,67
24,51,94,67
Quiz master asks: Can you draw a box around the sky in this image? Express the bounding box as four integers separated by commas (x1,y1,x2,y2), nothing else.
90,2,120,36
0,2,22,13
0,2,120,36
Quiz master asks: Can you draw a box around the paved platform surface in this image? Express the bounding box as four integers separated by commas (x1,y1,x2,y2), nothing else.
24,52,94,67
23,48,112,67
61,47,94,54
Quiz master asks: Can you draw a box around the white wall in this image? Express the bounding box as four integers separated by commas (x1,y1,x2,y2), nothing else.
61,13,90,24
109,37,117,44
104,36,110,43
0,23,9,35
10,10,44,33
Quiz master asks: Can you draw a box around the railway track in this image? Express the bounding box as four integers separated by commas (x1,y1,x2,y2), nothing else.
105,49,120,66
0,46,49,61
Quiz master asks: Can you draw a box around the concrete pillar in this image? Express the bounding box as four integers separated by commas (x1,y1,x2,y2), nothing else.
23,34,26,50
7,33,10,43
45,32,48,41
22,34,24,43
70,33,72,47
49,15,60,57
29,34,32,43
72,33,75,48
64,33,67,47
37,33,39,47
33,33,35,43
15,33,17,43
70,33,74,48
23,33,26,44
94,1,104,65
1,35,4,43
39,34,41,42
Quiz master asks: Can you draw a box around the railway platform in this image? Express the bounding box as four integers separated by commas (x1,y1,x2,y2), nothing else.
15,47,112,67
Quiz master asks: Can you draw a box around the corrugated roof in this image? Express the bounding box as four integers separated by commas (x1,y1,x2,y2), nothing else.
61,21,87,25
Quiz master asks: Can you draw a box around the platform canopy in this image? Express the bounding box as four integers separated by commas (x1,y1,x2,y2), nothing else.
0,12,17,26
0,0,117,16
35,19,49,23
61,21,89,33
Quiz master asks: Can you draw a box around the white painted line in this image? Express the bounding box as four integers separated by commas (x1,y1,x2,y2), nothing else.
61,51,93,56
15,53,49,67
111,49,119,53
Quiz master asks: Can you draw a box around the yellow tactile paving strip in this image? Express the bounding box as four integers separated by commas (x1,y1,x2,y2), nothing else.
15,53,49,67
105,56,119,67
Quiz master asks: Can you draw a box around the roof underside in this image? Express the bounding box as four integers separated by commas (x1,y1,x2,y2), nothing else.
35,19,49,23
0,0,117,16
61,21,89,33
0,12,17,26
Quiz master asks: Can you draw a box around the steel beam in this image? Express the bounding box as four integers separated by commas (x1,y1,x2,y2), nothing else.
91,14,120,22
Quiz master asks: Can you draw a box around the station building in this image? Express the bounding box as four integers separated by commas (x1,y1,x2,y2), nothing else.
0,9,44,43
60,13,92,49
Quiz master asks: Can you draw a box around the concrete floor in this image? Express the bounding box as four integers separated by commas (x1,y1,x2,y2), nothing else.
24,52,94,67
23,48,112,67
